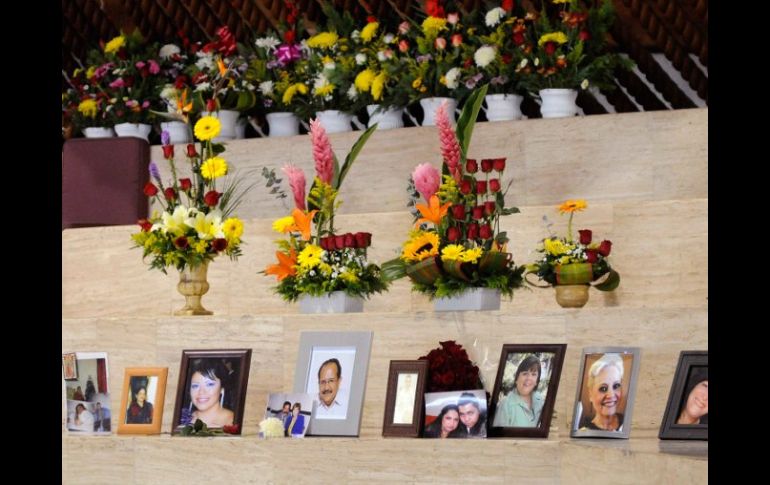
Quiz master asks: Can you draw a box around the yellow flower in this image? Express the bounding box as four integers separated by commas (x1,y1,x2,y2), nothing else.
543,238,569,256
340,269,359,283
371,72,386,101
354,69,376,92
538,32,569,46
552,0,569,3
439,75,447,86
223,217,244,240
361,22,379,43
191,240,207,254
412,78,422,89
282,83,307,105
402,231,440,262
460,247,483,263
104,35,125,54
307,32,339,49
558,199,587,213
200,157,228,180
297,244,323,269
272,216,297,233
422,17,447,36
77,99,97,118
314,83,335,97
85,66,96,79
441,244,465,262
194,116,222,141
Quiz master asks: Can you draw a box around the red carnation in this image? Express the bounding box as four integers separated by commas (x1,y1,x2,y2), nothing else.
367,15,377,23
284,30,296,44
164,187,177,201
489,179,501,193
598,240,612,257
179,178,192,191
502,0,514,12
212,238,228,251
465,159,478,173
143,182,158,197
578,229,592,245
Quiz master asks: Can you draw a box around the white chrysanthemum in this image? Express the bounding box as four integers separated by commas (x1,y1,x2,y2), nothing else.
255,36,280,51
195,52,214,70
159,84,178,101
383,33,395,44
347,83,358,100
355,53,367,65
259,80,274,96
474,46,496,68
519,58,529,69
194,82,211,92
245,81,256,91
445,67,461,90
485,7,506,27
158,44,181,59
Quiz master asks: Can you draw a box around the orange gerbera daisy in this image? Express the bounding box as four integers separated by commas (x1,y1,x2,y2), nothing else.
558,199,587,214
265,248,297,281
415,195,452,226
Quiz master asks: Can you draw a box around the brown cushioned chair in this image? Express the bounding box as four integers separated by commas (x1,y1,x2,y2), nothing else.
62,137,150,229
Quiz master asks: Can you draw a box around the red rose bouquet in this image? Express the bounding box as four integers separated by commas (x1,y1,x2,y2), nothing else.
420,340,483,392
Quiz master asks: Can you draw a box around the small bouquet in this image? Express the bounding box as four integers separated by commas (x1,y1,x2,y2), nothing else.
526,199,620,307
382,85,525,300
420,340,483,393
262,119,388,302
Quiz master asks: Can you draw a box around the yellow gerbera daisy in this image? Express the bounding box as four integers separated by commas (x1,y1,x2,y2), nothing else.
200,157,228,180
402,231,440,262
441,244,465,262
272,215,297,233
297,244,323,269
538,32,569,46
307,32,339,49
354,69,376,93
460,247,483,263
361,22,379,43
194,116,222,141
104,35,125,54
77,99,97,118
223,217,244,240
558,199,587,213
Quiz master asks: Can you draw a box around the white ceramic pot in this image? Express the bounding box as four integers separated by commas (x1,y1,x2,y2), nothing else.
266,112,300,137
418,97,458,126
298,291,364,313
113,123,152,141
160,121,192,144
539,89,579,118
201,109,240,142
366,105,404,130
433,287,501,312
82,127,115,138
483,94,523,121
315,110,364,133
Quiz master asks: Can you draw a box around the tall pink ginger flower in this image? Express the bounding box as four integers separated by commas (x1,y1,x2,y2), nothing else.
310,118,334,184
412,163,441,201
282,164,307,210
436,101,462,182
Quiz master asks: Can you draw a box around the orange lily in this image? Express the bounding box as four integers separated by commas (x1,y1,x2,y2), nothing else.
265,248,297,281
292,208,318,241
415,195,452,226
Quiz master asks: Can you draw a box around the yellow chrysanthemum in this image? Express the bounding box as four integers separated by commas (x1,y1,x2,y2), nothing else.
104,35,125,54
543,238,569,256
194,116,222,141
538,32,569,46
371,72,387,101
85,66,96,79
339,269,359,283
558,255,572,265
402,231,440,262
361,22,379,43
439,75,447,86
297,244,323,269
441,244,465,262
77,99,97,118
223,217,244,240
558,199,587,213
354,69,376,93
307,32,339,49
282,83,307,105
200,157,228,180
314,83,335,97
422,16,448,36
318,262,333,276
460,247,483,263
272,216,296,233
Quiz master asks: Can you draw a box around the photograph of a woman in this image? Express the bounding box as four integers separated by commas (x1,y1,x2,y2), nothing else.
579,353,625,431
423,404,461,438
125,376,155,424
676,367,708,425
284,402,306,437
180,359,234,428
493,353,552,428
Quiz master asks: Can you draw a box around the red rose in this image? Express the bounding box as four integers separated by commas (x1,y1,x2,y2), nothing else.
598,240,612,256
472,206,484,220
447,226,461,242
434,37,446,50
179,178,192,191
354,232,371,248
186,144,198,157
489,179,501,193
501,53,513,65
326,235,337,250
164,187,177,201
585,249,598,263
204,190,221,207
162,145,174,159
222,424,240,434
579,229,592,245
137,219,153,232
460,180,472,195
319,236,330,251
206,98,217,112
398,40,409,53
451,204,466,220
502,0,514,12
284,30,296,44
484,201,496,216
493,157,506,172
465,159,478,173
344,233,355,248
512,32,525,45
467,223,479,240
481,159,493,173
174,236,189,249
579,30,591,42
335,235,346,249
212,238,228,251
544,42,557,56
367,15,377,23
143,182,158,197
476,180,487,195
463,57,473,69
479,224,492,239
451,34,463,47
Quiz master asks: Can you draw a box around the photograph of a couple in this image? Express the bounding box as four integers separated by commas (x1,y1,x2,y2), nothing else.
423,389,487,438
265,392,314,438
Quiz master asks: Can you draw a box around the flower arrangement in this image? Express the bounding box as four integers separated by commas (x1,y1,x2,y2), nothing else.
262,120,388,301
258,417,285,438
420,340,483,392
382,85,525,299
526,199,620,305
131,115,247,273
179,418,240,436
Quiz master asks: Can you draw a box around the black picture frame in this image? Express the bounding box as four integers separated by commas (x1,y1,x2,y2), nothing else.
382,360,428,437
488,344,566,438
659,351,708,440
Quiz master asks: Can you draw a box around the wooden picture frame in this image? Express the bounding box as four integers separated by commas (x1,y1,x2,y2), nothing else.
659,350,708,440
488,344,567,438
117,367,168,435
172,349,252,435
382,360,428,437
570,346,641,439
62,352,78,381
292,331,373,436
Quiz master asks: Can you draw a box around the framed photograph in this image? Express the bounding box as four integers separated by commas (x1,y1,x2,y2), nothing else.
423,389,487,438
263,392,315,438
65,351,112,434
292,331,373,436
62,352,78,381
488,344,567,438
172,349,252,435
382,360,428,437
659,351,708,440
570,346,641,439
117,367,169,435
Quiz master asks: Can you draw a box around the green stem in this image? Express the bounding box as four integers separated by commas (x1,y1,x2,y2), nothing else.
567,212,574,243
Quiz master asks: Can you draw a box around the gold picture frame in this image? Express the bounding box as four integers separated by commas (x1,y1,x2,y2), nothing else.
117,367,169,435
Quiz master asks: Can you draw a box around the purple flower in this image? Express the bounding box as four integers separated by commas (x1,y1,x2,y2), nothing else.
266,60,282,69
490,75,509,85
275,44,302,65
161,131,170,146
465,73,484,89
149,162,162,183
263,99,273,108
416,54,433,63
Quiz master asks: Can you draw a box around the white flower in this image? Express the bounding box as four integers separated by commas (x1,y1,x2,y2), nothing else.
474,46,496,68
194,82,211,92
159,84,178,101
313,73,330,92
581,79,590,90
534,57,540,67
377,51,387,62
259,80,274,96
383,33,395,44
485,7,506,27
351,30,361,40
445,67,461,90
158,44,181,59
355,53,367,65
347,84,358,100
195,52,215,70
255,36,280,51
323,59,336,70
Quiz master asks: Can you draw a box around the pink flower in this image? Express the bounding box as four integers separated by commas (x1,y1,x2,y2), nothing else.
310,118,334,184
412,163,441,201
109,78,126,89
148,60,160,74
282,164,307,210
436,102,462,182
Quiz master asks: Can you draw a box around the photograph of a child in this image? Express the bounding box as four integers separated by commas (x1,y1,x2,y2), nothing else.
64,352,111,434
264,392,314,438
423,390,487,438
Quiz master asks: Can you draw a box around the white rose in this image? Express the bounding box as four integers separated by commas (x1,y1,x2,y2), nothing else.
474,46,497,68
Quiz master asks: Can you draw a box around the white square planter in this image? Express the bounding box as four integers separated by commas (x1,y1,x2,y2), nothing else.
298,291,364,314
433,288,501,312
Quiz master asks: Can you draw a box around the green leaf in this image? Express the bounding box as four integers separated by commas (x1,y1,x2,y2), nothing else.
236,91,256,111
381,258,408,282
455,84,489,156
333,124,378,189
594,269,620,291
